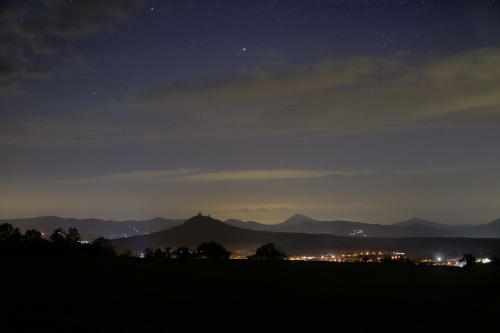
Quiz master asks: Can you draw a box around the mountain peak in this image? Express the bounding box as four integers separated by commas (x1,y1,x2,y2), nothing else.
393,217,449,230
396,217,434,224
407,217,428,223
486,218,500,226
282,213,319,226
184,213,218,224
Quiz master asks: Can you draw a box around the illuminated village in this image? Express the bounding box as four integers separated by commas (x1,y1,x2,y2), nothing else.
285,251,493,267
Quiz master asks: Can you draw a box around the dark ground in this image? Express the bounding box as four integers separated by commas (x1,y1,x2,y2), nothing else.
1,257,498,332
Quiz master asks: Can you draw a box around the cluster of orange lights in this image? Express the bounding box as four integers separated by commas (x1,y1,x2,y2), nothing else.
288,251,406,262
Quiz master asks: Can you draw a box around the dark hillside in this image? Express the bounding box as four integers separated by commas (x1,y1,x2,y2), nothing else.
1,257,499,332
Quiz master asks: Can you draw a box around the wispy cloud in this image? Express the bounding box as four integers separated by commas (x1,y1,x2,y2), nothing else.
131,47,500,137
3,47,499,145
78,168,350,184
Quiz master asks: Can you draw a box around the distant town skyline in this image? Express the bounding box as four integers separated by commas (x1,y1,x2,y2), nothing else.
1,1,500,224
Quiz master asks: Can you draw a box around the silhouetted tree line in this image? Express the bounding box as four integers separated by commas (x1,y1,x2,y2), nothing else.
0,223,115,257
2,223,288,261
140,241,232,260
247,243,288,260
137,242,289,260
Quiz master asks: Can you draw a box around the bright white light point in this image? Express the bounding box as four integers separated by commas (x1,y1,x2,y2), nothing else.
243,47,246,51
437,257,441,261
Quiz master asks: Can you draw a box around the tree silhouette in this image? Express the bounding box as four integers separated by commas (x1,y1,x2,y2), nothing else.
0,223,22,254
141,247,174,259
463,253,476,267
49,227,81,244
90,237,115,256
174,246,191,259
154,248,166,259
23,229,43,243
49,228,67,243
66,227,81,244
0,223,21,245
143,247,154,259
164,246,173,259
196,241,231,259
247,243,287,260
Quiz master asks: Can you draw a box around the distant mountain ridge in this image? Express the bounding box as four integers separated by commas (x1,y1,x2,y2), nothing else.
111,214,500,258
223,219,272,231
0,216,185,240
225,214,500,238
3,214,500,240
392,217,473,230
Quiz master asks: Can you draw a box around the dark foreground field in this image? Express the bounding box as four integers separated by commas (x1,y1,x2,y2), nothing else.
1,257,498,332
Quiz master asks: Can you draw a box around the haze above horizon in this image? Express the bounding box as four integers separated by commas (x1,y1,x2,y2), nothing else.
1,1,500,225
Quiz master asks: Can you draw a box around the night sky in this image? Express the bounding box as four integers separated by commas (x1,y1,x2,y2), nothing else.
1,0,500,224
